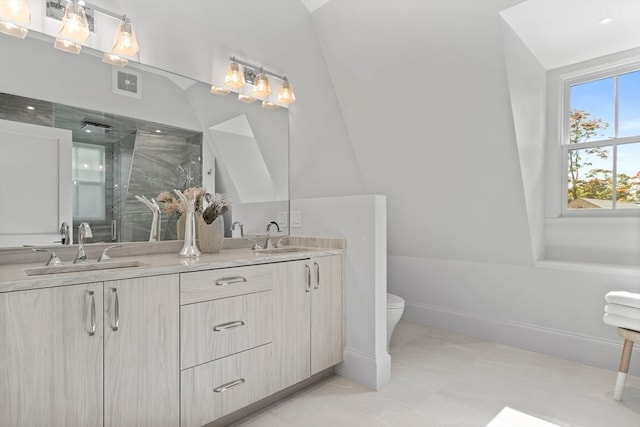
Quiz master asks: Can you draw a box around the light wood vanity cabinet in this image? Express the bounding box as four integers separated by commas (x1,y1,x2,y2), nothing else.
1,253,342,427
0,282,104,427
0,274,179,427
103,275,180,427
179,265,276,427
273,254,344,391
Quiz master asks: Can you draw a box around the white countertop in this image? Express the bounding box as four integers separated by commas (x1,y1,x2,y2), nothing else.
0,246,342,293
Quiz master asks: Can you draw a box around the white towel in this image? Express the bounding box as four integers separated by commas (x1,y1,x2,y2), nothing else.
605,303,640,320
605,291,640,309
603,313,640,331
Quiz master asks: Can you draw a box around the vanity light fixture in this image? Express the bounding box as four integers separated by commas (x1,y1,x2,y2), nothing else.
224,62,246,89
224,57,296,105
210,85,231,96
277,79,296,105
54,0,90,54
253,70,271,97
0,0,30,39
112,16,139,57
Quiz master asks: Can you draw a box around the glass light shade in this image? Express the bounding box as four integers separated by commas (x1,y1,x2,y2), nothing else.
0,0,29,38
278,80,296,104
102,53,128,67
237,94,257,104
0,0,30,24
225,62,245,89
54,38,82,54
210,85,230,96
112,21,139,57
58,1,90,43
261,101,280,110
252,73,271,97
0,20,27,38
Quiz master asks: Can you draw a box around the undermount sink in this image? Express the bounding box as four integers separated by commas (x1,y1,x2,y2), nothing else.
24,260,145,276
254,247,309,255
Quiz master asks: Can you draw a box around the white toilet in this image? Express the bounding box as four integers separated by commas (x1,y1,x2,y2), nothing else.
387,293,405,350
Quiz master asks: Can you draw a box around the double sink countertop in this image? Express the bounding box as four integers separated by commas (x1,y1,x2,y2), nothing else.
0,237,345,293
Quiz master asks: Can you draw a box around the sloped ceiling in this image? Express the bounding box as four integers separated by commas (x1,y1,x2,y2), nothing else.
500,0,640,69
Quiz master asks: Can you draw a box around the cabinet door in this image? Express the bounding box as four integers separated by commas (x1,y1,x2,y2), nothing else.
0,283,104,427
104,274,179,427
310,255,344,375
272,260,311,391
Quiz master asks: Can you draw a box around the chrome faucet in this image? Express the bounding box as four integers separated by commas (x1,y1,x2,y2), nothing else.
74,222,93,264
59,222,71,245
263,221,281,249
231,221,244,237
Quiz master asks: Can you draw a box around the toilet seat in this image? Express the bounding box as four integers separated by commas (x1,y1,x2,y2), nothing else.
387,293,405,309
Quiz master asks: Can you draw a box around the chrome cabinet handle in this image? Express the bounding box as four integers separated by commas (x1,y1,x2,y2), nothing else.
87,290,96,336
215,276,247,286
110,288,119,331
111,220,117,241
314,262,320,290
213,320,245,332
305,264,311,293
214,378,245,393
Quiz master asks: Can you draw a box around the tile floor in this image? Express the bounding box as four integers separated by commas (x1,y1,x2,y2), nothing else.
232,321,640,427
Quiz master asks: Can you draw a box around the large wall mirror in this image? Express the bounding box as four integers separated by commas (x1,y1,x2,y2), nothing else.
0,32,289,248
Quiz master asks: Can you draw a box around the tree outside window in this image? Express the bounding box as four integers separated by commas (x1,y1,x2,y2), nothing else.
565,70,640,211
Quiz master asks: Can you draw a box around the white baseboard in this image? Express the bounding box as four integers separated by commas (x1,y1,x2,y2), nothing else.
403,301,640,376
335,347,391,390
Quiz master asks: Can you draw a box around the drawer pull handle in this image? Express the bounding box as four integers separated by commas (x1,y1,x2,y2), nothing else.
213,320,245,332
215,276,247,286
214,378,245,393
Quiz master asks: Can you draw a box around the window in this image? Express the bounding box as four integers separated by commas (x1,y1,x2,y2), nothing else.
72,143,106,220
562,65,640,213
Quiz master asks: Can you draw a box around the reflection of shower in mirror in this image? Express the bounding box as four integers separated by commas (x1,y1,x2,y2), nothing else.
176,158,201,188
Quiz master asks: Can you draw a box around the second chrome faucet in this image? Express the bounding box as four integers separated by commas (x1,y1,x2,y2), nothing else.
73,222,93,264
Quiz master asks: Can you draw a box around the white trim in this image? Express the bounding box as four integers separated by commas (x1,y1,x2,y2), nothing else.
335,347,391,391
403,301,640,376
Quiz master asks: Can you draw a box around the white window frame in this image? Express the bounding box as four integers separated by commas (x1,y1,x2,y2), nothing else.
558,58,640,217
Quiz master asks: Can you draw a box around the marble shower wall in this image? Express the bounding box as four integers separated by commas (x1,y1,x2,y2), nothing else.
120,131,202,242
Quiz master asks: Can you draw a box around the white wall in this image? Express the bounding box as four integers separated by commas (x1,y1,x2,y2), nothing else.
87,0,366,200
310,0,640,376
291,195,390,390
500,18,547,262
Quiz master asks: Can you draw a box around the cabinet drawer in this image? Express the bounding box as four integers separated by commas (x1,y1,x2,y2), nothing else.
180,264,274,305
180,344,273,427
180,290,273,369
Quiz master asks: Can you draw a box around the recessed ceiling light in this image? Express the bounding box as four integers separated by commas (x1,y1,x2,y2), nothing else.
599,17,613,25
155,129,162,133
26,105,34,110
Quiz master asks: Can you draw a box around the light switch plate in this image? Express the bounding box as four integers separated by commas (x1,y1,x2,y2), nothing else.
291,211,302,228
277,211,289,228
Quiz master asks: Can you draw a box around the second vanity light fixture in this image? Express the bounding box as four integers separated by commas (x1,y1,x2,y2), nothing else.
213,56,296,108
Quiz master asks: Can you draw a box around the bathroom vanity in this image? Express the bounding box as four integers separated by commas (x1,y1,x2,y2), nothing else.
0,240,344,427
